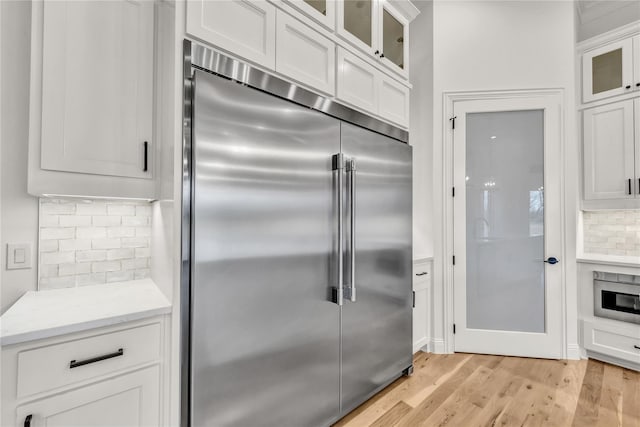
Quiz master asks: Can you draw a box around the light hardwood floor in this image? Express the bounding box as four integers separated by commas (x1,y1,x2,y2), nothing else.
334,352,640,427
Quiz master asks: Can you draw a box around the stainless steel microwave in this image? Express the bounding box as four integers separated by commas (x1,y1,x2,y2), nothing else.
594,271,640,325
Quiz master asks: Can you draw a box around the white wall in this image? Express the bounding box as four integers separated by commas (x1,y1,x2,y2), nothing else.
1,1,39,314
410,0,434,261
430,0,579,356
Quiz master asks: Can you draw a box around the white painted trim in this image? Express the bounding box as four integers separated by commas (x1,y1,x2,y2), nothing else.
431,338,447,354
567,344,582,360
576,19,640,52
442,89,573,359
586,351,640,372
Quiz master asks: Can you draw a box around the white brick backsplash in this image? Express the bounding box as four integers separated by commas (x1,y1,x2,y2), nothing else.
76,227,107,239
107,227,135,238
40,227,75,240
59,262,91,276
584,210,640,257
59,239,92,251
40,240,58,252
41,251,75,265
76,203,107,215
107,204,135,216
39,198,151,289
122,237,148,248
107,270,135,283
92,239,121,249
93,216,121,226
59,215,92,227
107,248,135,260
92,261,121,273
122,216,149,226
76,250,107,262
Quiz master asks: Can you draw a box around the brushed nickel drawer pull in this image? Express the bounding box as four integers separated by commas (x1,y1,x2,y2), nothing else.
70,348,124,369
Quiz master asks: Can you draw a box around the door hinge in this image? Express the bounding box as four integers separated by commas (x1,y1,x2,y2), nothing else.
412,291,416,308
453,324,456,334
449,116,457,130
452,255,456,265
452,187,455,197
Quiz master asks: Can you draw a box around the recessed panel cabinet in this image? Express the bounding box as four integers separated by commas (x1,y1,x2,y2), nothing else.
28,0,158,199
582,35,640,103
583,99,640,200
186,0,276,69
337,48,409,127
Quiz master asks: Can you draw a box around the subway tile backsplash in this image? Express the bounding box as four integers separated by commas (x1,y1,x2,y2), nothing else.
583,210,640,257
38,199,151,290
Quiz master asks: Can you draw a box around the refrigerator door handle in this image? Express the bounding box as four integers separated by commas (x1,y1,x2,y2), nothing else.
332,153,345,306
345,158,356,302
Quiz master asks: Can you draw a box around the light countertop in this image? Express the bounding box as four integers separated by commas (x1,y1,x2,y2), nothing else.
0,279,171,346
577,254,640,269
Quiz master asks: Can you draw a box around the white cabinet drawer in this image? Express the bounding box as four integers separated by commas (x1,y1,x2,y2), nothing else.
275,11,335,96
413,260,431,291
17,323,161,398
583,320,640,364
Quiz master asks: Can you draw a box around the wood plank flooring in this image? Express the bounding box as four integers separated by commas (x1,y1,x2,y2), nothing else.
334,352,640,427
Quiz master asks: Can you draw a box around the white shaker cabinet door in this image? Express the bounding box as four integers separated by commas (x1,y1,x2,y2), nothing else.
186,0,276,70
582,37,634,103
15,366,160,427
39,0,154,179
336,48,379,116
583,99,635,200
378,73,409,128
275,11,335,96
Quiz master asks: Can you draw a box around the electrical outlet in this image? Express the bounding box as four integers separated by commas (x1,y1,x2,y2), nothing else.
7,243,32,270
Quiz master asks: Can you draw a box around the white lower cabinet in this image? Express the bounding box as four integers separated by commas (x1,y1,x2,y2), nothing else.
275,11,335,96
337,48,409,127
1,319,166,427
412,259,431,353
186,0,276,70
583,319,640,366
15,366,159,427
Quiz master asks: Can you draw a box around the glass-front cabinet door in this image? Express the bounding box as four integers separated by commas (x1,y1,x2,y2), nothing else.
582,37,634,103
337,0,378,56
378,1,408,78
286,0,335,29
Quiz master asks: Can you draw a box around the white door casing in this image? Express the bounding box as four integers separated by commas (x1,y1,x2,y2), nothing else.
452,95,564,359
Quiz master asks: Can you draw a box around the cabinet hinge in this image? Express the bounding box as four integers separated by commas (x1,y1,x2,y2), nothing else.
453,324,456,334
412,291,416,308
449,116,457,130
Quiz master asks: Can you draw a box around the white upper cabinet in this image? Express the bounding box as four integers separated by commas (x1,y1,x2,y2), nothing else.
275,11,336,96
186,0,276,69
583,99,635,200
39,1,153,179
284,0,336,30
337,48,409,127
337,0,416,78
582,36,639,103
28,0,158,199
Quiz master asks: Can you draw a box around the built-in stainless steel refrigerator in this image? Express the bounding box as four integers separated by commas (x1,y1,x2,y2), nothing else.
182,41,412,427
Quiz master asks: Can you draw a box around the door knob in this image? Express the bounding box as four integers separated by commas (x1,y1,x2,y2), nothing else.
544,257,559,265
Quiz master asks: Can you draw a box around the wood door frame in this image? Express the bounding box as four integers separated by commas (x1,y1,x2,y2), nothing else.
440,89,570,357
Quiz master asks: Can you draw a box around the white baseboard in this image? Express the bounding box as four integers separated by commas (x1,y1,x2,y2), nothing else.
413,337,429,354
431,338,448,354
566,344,582,360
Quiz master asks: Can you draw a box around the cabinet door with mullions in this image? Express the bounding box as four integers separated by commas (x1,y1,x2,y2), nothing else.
378,1,409,78
337,0,379,56
582,38,634,103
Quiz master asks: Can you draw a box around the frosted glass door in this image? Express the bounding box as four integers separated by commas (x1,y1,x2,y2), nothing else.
465,110,545,333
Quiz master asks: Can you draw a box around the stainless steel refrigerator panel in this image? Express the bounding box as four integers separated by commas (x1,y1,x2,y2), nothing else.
340,123,413,414
190,70,341,426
